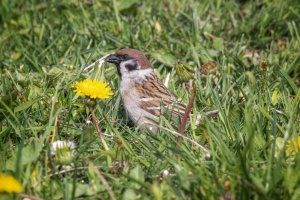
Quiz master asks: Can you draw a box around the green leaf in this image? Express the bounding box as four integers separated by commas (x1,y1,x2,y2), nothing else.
50,180,97,199
14,98,39,113
122,189,137,200
151,51,177,67
10,51,22,60
5,138,43,170
73,182,96,198
213,37,224,51
20,138,43,165
284,167,300,194
292,187,300,200
28,85,42,100
47,67,64,79
0,127,7,136
259,106,284,133
279,70,298,94
129,164,144,189
271,89,279,105
117,0,138,11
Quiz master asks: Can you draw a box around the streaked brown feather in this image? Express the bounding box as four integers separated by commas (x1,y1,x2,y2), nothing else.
135,73,186,120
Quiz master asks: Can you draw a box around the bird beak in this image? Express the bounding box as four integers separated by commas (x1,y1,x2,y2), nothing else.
105,54,122,64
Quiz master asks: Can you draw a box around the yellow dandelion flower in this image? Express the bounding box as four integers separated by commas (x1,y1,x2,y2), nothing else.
286,136,300,157
72,79,114,99
0,174,22,193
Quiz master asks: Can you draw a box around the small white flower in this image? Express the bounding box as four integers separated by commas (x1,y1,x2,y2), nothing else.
50,140,76,165
50,140,75,155
162,169,169,177
86,119,93,125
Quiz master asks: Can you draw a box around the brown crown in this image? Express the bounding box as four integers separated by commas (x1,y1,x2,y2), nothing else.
116,48,152,69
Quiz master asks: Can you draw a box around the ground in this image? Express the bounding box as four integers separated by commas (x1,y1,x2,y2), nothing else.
0,0,300,199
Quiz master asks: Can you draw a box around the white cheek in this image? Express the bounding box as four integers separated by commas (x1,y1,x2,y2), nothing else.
120,68,154,96
119,60,140,75
119,62,128,75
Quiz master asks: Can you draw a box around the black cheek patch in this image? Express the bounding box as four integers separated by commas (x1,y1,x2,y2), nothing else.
125,62,138,71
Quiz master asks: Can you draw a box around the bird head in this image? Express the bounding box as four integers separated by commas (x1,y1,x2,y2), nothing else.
106,48,152,77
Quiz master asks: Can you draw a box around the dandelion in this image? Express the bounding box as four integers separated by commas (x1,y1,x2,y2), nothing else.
72,79,113,99
286,136,300,157
72,79,112,151
0,174,22,193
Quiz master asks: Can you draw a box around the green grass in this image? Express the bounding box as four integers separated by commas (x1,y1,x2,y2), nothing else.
0,0,300,199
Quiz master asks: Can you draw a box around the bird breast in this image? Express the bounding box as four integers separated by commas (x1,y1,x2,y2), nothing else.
120,72,158,126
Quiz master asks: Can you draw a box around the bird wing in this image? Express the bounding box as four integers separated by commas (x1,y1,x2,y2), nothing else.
135,75,186,120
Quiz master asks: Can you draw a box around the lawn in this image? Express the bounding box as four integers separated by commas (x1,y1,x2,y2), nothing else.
0,0,300,199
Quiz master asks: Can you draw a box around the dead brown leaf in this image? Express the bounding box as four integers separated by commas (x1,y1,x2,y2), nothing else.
260,60,268,70
277,39,287,48
224,179,231,191
201,61,218,75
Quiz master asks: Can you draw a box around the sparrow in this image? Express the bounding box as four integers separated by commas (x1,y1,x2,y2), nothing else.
106,48,187,132
106,48,219,132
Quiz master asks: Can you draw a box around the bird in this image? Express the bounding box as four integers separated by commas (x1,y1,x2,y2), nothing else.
106,48,218,132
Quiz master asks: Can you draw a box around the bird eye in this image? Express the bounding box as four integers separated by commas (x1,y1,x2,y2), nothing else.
115,54,129,61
